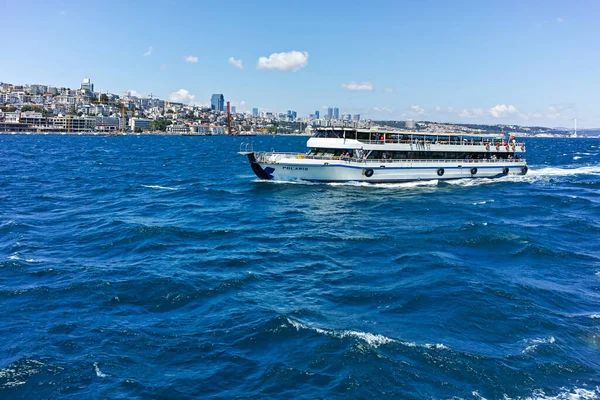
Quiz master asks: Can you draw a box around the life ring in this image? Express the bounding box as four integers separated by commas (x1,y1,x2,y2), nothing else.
485,144,490,150
437,168,444,176
521,166,528,175
364,168,374,177
502,167,509,175
470,167,477,175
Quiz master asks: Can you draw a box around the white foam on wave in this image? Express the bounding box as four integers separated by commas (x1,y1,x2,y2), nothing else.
574,156,583,160
473,200,495,205
93,362,108,378
287,317,395,347
522,336,556,354
141,185,179,191
500,387,600,400
589,314,600,319
446,165,600,188
286,317,448,350
531,166,600,177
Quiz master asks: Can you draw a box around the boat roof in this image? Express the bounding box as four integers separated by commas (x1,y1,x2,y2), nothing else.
314,127,504,138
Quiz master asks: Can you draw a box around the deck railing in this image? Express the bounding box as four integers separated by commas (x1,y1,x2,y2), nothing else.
346,139,526,148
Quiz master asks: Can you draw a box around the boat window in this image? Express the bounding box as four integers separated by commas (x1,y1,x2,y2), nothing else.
357,132,370,141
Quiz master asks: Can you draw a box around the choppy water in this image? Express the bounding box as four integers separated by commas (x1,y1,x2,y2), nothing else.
1,135,600,399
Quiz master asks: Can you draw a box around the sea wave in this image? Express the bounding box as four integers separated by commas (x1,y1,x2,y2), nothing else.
141,184,180,191
521,336,556,354
286,317,449,350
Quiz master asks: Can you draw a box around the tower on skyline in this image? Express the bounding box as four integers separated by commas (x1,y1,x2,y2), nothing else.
80,77,93,93
211,94,224,112
333,107,339,120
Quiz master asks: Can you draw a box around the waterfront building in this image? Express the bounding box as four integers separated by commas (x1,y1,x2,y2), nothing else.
353,114,360,121
252,108,259,116
130,118,153,131
167,122,190,134
333,107,339,120
211,94,225,112
95,116,120,131
49,116,97,132
19,111,45,126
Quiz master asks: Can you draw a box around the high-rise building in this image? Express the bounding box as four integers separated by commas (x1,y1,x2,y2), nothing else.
231,106,236,113
292,111,297,119
353,114,360,121
252,108,259,116
327,107,333,119
333,107,340,120
315,110,319,119
211,94,225,112
80,77,94,93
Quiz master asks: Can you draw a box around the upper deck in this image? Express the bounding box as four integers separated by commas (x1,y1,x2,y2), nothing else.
308,127,525,153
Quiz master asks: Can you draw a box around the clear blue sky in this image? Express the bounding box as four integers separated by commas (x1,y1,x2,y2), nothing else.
1,0,599,127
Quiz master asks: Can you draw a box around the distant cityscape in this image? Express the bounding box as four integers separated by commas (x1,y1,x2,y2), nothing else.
0,77,597,137
0,77,370,135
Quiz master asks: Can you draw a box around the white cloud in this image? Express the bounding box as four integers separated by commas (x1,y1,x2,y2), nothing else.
459,108,487,118
384,88,394,93
489,104,518,118
160,64,167,70
184,56,198,63
228,57,243,69
257,51,309,72
240,100,247,106
556,17,564,23
127,90,142,97
435,106,441,112
169,89,195,104
545,106,561,119
372,107,392,113
410,105,425,115
144,47,153,57
341,82,373,91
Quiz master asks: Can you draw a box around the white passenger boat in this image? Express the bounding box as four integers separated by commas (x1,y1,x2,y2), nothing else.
240,127,528,183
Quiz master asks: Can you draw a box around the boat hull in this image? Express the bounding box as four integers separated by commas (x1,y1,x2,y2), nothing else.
245,154,528,183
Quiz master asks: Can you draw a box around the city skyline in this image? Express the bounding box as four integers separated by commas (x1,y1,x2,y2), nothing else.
1,0,599,127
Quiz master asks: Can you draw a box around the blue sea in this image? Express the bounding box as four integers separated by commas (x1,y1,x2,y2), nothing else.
1,134,600,399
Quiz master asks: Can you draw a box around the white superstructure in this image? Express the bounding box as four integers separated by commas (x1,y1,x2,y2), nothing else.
241,127,528,183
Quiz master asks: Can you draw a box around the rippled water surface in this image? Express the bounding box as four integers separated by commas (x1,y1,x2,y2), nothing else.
1,135,600,399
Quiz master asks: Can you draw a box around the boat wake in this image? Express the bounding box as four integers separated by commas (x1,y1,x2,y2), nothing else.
446,165,600,187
